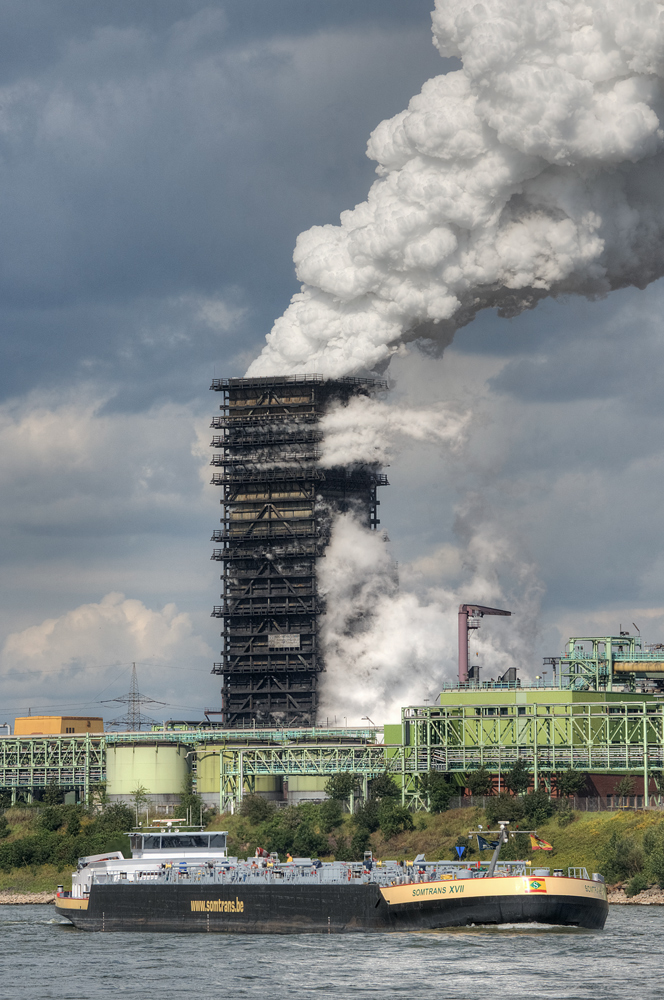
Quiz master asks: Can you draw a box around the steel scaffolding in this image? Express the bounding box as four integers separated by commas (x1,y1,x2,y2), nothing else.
209,374,388,727
3,700,663,811
0,735,104,803
198,700,664,811
553,634,664,690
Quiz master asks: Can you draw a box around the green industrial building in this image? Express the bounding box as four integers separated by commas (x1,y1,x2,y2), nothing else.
0,688,662,812
3,630,664,811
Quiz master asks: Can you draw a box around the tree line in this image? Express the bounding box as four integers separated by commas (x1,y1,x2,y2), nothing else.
0,803,134,872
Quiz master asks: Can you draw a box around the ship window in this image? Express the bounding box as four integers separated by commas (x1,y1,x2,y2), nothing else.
208,834,227,848
142,836,161,849
162,835,209,848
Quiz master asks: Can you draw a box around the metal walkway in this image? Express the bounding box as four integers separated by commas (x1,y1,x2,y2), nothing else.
1,700,662,810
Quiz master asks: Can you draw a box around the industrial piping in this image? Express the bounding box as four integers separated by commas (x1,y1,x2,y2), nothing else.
458,604,512,684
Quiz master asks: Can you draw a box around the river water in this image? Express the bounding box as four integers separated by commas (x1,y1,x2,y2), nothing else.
0,905,660,999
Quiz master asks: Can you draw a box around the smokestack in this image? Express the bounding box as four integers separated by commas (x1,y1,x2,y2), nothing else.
458,605,469,686
458,604,512,686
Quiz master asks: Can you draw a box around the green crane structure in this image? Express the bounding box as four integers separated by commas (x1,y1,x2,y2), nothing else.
556,634,664,691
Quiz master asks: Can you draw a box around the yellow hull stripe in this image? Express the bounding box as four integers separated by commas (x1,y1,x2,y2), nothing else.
379,876,607,906
55,897,89,911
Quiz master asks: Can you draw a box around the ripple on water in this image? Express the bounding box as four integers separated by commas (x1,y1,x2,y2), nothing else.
0,905,661,1000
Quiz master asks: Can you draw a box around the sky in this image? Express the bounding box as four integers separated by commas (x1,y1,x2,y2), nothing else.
1,0,664,725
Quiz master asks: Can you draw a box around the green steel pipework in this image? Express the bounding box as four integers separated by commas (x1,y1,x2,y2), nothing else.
106,727,378,745
2,702,664,810
0,734,104,804
559,635,664,690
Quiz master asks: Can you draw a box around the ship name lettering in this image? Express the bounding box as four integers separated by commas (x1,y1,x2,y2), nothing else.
190,897,245,914
411,884,464,898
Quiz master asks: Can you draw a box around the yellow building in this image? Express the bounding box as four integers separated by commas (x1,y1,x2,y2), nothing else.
13,716,104,736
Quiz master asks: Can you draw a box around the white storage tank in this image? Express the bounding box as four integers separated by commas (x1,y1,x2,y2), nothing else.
106,743,188,809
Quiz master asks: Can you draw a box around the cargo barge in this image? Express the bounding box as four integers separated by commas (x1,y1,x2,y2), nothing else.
55,824,608,933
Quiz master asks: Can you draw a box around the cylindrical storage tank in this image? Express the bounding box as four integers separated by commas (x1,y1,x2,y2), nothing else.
196,747,223,808
196,748,220,796
106,743,188,808
195,751,285,808
253,776,283,801
285,776,328,804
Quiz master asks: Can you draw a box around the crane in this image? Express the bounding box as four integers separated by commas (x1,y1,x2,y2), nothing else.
458,604,512,685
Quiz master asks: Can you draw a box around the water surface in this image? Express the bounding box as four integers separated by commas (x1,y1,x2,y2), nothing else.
0,905,658,999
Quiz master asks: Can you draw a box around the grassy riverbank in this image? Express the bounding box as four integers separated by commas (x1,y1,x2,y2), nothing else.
0,865,71,892
208,802,664,889
0,804,131,892
2,800,664,894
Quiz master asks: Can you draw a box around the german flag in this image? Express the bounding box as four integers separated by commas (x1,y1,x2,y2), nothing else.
529,834,553,851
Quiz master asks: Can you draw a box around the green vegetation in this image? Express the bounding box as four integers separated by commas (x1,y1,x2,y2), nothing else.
0,804,133,891
613,776,637,798
4,775,664,896
324,773,358,805
626,872,648,897
175,773,216,826
504,759,531,794
555,769,587,797
419,771,455,813
466,767,493,796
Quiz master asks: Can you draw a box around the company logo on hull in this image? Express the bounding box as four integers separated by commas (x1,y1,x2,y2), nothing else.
525,879,547,893
190,898,245,913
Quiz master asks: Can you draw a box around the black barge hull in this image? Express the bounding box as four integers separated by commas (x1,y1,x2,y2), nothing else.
56,877,608,933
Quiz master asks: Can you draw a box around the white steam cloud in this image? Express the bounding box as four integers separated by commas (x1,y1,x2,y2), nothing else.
247,0,664,378
317,512,543,725
318,394,471,467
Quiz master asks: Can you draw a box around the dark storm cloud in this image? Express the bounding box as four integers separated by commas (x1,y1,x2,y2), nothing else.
0,3,457,716
0,0,446,408
485,286,664,407
3,1,664,714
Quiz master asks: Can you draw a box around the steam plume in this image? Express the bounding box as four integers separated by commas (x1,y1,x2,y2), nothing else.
318,394,471,467
247,0,664,378
317,510,543,724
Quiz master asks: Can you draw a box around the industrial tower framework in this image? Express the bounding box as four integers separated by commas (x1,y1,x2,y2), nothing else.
209,374,388,727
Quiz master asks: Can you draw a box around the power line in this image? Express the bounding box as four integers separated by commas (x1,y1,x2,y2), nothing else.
102,663,166,731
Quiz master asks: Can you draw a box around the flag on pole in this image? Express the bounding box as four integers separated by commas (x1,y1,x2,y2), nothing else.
477,835,499,851
529,834,553,851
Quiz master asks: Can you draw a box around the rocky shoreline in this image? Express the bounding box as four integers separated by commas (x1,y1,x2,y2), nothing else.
608,886,664,905
0,891,56,904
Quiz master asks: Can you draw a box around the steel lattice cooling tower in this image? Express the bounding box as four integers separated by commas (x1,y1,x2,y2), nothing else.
209,374,388,727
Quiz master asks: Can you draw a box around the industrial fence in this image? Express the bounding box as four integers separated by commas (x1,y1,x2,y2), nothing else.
446,794,664,812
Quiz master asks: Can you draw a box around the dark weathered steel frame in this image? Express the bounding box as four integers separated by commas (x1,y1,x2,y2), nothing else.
210,375,387,728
